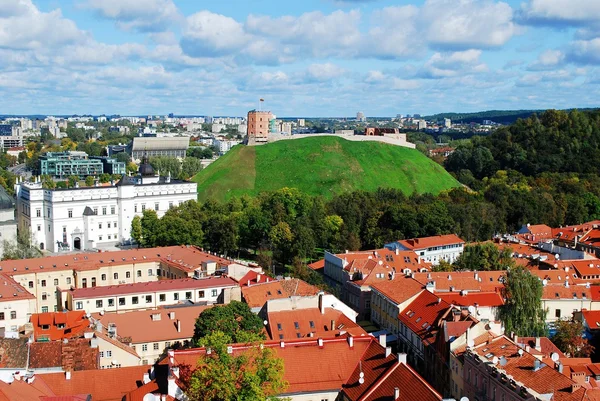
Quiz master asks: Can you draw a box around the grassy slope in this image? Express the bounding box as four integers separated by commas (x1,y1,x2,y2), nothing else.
194,136,460,202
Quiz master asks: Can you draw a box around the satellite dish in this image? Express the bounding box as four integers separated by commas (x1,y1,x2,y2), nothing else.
542,279,548,286
359,377,365,384
359,372,365,378
551,352,560,362
467,339,475,348
518,349,524,356
492,356,499,365
499,356,508,367
263,320,268,326
468,306,476,315
460,397,470,401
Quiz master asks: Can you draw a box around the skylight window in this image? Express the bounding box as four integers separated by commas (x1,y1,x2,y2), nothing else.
277,323,282,331
309,321,315,329
294,322,300,330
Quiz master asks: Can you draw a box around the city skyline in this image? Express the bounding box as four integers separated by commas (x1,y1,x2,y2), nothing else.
2,0,600,116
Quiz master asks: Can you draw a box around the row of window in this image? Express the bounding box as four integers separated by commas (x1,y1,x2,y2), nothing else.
134,202,175,213
75,289,219,309
0,311,17,320
98,222,118,229
29,278,70,288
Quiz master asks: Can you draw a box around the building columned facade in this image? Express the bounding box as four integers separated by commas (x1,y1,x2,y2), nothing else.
15,166,197,252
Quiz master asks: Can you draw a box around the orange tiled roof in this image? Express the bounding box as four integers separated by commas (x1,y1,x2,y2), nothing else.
0,378,53,401
29,339,99,371
398,291,451,345
0,273,34,301
31,311,90,342
582,310,600,330
543,285,590,300
437,292,504,307
412,271,505,292
0,246,235,275
472,336,586,401
342,342,441,401
33,365,153,401
517,337,565,358
171,337,375,394
92,304,211,344
396,234,464,250
241,278,321,309
590,286,600,301
266,307,366,340
370,275,424,305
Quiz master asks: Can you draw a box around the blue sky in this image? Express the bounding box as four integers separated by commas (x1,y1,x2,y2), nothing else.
1,0,600,117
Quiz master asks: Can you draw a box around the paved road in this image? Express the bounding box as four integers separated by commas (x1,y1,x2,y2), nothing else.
8,164,31,178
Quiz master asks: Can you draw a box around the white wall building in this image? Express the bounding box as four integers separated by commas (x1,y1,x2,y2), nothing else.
385,234,465,265
15,167,197,253
67,276,240,314
0,187,16,258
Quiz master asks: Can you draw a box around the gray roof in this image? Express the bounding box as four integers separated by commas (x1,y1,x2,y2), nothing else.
131,137,190,152
0,186,14,210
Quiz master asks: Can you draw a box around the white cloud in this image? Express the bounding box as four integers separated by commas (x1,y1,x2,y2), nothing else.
422,0,517,49
0,0,86,50
364,6,422,58
520,0,600,25
420,49,488,78
306,63,345,81
85,0,180,32
568,38,600,65
181,11,249,57
528,49,564,70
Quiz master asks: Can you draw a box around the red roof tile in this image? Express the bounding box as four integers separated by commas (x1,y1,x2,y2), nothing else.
437,292,504,307
0,273,34,301
31,311,90,342
266,307,366,340
241,278,321,309
92,304,211,344
397,234,464,250
0,246,235,275
582,310,600,330
412,271,505,292
34,365,153,401
370,276,424,305
398,291,451,345
0,379,53,401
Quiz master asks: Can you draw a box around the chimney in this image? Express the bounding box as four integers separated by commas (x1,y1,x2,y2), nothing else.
379,334,387,348
330,320,336,331
385,346,392,358
348,336,354,348
280,341,285,348
394,387,400,400
318,292,325,315
143,373,150,384
395,248,399,256
176,319,181,333
65,371,71,380
514,335,518,345
318,338,324,348
257,274,261,282
558,362,564,373
535,337,541,351
397,353,407,364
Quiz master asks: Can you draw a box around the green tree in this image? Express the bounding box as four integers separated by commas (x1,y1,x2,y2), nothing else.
193,301,265,345
453,242,515,271
552,319,594,357
499,267,547,337
2,228,42,260
181,157,203,179
184,330,287,401
140,209,160,247
99,173,111,183
67,175,79,188
150,156,181,177
85,175,95,187
131,215,142,246
114,152,131,164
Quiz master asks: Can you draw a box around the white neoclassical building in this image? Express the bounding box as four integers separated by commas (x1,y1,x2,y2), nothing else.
15,165,197,253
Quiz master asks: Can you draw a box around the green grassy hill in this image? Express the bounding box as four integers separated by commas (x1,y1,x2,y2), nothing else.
193,136,460,202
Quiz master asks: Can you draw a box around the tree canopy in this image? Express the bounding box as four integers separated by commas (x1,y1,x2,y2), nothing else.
499,267,547,337
193,301,265,345
551,319,594,358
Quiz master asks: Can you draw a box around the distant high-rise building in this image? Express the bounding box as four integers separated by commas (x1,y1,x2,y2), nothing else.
417,120,427,130
247,110,273,145
356,112,366,122
443,118,451,128
298,119,305,127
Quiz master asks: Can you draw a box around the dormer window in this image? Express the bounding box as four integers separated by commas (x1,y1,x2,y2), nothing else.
57,323,65,329
41,325,50,330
